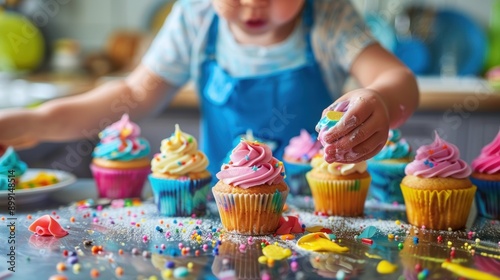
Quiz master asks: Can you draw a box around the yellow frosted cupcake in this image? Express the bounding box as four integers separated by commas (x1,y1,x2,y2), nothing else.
305,154,371,216
401,132,476,230
212,139,288,235
148,124,211,217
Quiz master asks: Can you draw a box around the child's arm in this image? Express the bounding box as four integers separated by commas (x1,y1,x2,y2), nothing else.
0,64,176,149
321,43,419,163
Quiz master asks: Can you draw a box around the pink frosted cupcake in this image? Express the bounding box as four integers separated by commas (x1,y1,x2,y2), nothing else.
283,129,322,195
470,129,500,219
90,114,151,199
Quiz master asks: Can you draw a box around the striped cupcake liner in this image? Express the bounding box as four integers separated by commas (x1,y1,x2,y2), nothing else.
400,184,477,230
212,189,288,235
367,161,407,204
470,177,500,219
90,164,150,199
305,174,371,216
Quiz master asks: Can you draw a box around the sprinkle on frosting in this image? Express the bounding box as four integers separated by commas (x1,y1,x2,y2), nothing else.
373,129,412,161
310,154,367,176
151,124,209,175
93,114,150,161
405,131,471,178
471,129,500,174
284,129,322,162
216,139,285,188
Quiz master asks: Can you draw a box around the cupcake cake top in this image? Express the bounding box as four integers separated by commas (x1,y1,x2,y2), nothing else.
405,132,471,179
0,147,28,190
471,130,500,174
373,129,412,161
93,114,150,161
284,129,322,162
310,154,367,176
216,139,285,189
152,124,208,175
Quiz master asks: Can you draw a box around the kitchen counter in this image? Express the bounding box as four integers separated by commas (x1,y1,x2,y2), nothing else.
0,179,499,280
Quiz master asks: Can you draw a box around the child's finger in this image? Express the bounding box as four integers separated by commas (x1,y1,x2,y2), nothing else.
321,99,373,145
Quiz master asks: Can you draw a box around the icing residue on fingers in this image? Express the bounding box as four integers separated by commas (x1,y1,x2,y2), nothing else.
28,215,68,237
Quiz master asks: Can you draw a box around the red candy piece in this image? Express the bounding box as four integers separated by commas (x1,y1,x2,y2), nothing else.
28,215,68,237
275,216,303,235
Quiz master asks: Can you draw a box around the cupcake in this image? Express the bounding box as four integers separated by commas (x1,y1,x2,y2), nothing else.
0,146,28,190
305,155,371,216
90,114,151,199
148,124,211,217
470,129,500,219
283,129,322,196
212,139,288,235
367,129,412,204
401,132,476,230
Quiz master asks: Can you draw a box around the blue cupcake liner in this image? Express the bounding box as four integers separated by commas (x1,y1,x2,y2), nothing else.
149,175,212,217
367,160,407,204
283,161,312,196
470,177,500,219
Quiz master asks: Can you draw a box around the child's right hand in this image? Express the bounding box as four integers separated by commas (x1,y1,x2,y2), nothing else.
0,109,41,149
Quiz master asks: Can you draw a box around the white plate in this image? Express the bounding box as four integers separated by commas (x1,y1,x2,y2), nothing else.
0,169,76,204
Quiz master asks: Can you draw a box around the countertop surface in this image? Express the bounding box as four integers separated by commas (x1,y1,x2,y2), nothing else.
1,179,500,280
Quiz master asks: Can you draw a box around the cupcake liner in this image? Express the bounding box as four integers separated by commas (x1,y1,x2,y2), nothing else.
306,174,371,216
400,184,477,230
367,161,407,204
149,175,211,217
470,177,500,219
90,164,150,199
212,189,288,235
283,161,312,196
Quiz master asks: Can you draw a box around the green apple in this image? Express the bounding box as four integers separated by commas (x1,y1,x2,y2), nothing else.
0,10,45,72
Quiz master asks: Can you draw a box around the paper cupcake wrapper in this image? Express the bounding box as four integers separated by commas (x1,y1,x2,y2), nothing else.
367,161,407,204
212,189,288,235
90,164,150,199
400,183,477,230
149,175,211,217
470,177,500,219
306,174,371,216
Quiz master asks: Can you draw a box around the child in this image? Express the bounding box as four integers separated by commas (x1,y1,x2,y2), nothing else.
0,0,419,177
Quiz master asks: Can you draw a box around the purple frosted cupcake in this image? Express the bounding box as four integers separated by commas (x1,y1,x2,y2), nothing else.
470,130,500,219
90,114,151,199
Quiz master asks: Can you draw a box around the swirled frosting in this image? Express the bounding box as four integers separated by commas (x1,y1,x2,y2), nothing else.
284,129,322,162
151,124,209,175
216,140,285,188
0,147,28,190
471,130,500,174
93,114,150,161
373,129,412,160
405,132,471,178
310,154,367,176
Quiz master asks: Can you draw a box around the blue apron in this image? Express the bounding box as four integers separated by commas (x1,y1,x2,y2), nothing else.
198,0,334,177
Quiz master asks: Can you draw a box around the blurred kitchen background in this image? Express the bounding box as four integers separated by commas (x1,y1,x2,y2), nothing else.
1,0,499,177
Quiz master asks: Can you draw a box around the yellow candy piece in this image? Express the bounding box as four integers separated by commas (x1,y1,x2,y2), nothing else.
377,260,398,274
258,256,268,264
365,252,383,259
262,244,292,261
297,233,349,253
442,262,500,280
326,111,344,121
305,226,324,233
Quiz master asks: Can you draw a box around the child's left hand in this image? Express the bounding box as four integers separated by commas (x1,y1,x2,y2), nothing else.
318,88,390,163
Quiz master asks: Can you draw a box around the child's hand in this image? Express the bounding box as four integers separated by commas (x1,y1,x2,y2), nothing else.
0,110,40,149
318,88,390,163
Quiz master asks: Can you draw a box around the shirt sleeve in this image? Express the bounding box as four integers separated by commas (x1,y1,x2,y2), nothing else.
313,0,376,72
142,1,197,87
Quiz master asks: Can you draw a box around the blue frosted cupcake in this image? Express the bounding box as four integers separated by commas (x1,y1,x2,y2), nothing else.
367,129,412,204
0,147,28,191
149,125,211,217
283,129,322,196
470,130,500,219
